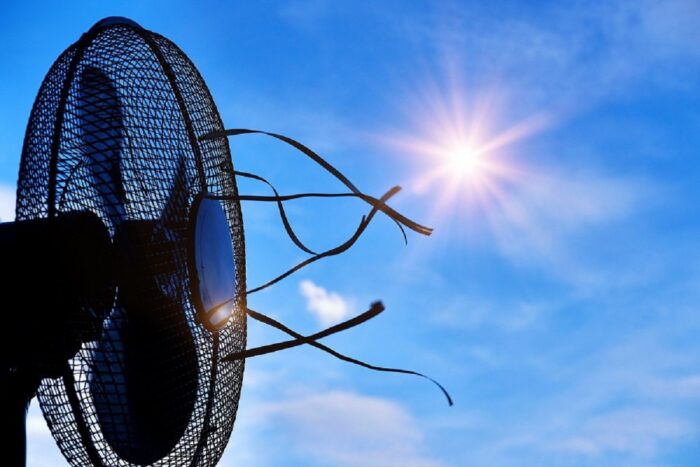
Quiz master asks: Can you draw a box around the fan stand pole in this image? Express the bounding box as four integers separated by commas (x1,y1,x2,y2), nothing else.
1,370,38,467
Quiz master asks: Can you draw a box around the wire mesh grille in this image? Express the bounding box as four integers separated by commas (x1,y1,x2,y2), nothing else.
16,20,246,466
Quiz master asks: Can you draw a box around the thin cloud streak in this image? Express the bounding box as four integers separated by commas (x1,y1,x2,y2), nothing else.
424,296,700,467
551,409,692,458
256,390,444,467
400,0,700,112
483,166,655,288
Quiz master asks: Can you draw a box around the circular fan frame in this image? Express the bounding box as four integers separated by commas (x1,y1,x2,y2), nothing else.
16,17,247,467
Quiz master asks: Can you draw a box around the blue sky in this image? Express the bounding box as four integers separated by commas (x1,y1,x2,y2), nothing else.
4,1,700,466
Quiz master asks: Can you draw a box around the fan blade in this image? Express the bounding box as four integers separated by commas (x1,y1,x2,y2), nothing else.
161,155,189,223
90,221,199,465
80,65,197,465
90,298,199,464
77,66,127,227
151,155,191,303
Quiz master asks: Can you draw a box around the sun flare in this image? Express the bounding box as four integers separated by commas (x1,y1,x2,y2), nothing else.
382,78,552,223
444,143,485,180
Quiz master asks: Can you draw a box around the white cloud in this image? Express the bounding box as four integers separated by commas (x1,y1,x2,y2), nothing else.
552,409,692,458
299,280,350,326
258,390,443,467
0,184,15,222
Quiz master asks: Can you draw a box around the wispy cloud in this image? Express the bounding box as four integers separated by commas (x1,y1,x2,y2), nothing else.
299,280,351,326
471,309,700,465
401,0,700,111
484,166,655,288
551,409,692,458
430,295,557,334
278,0,336,31
257,390,443,467
0,183,15,221
646,374,700,400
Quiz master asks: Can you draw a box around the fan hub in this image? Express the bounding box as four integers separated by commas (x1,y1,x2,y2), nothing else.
189,195,238,331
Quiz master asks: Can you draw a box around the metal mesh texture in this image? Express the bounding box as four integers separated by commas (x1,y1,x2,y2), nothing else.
16,20,246,466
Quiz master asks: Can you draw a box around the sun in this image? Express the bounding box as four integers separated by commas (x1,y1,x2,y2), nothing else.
379,78,552,224
444,143,484,180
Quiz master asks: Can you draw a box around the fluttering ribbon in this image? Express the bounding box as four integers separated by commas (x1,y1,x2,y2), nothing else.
201,128,452,406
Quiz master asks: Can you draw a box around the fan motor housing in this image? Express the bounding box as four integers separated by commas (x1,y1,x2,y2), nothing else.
0,212,113,377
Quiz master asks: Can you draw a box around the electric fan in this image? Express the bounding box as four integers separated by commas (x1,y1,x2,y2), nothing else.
0,17,449,467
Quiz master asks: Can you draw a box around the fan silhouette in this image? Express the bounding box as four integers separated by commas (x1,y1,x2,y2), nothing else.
0,17,449,467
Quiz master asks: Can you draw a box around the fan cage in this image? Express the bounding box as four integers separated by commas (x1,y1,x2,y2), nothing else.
16,20,246,466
